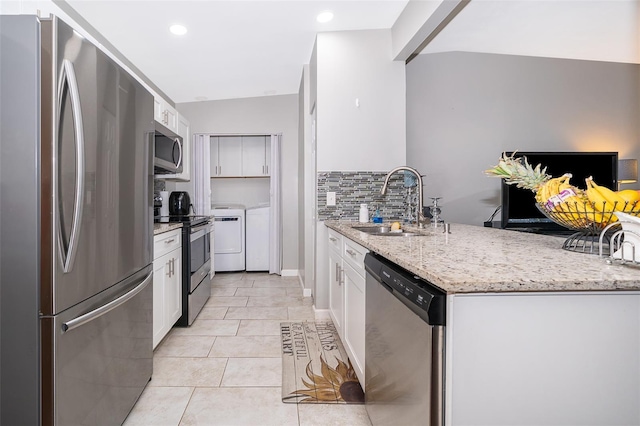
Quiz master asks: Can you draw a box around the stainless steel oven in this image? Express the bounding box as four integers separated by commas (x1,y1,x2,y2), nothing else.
175,216,211,326
190,220,211,293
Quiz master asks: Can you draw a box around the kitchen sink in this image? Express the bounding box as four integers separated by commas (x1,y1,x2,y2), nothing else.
353,226,418,237
354,226,391,233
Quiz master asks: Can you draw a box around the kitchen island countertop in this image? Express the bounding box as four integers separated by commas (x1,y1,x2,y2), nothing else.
325,220,640,293
154,222,183,235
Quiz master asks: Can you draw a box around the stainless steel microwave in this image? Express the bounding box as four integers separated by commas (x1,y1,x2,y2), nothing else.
154,122,183,174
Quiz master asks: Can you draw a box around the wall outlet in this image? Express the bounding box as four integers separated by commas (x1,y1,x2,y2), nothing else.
326,191,336,206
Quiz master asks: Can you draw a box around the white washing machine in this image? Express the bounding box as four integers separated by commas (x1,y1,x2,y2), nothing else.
246,205,270,271
211,205,245,271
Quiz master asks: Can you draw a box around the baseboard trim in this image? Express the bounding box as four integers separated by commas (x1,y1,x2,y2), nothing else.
313,307,331,320
280,269,298,277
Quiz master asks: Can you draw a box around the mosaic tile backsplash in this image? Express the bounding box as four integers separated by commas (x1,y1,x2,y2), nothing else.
154,179,167,192
317,171,419,222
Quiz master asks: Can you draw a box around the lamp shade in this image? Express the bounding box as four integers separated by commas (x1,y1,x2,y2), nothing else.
618,159,638,184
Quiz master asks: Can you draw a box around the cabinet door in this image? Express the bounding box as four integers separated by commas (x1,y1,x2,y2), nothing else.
328,248,343,334
153,97,164,124
167,249,182,326
153,251,171,349
210,136,219,176
165,106,177,133
343,262,366,386
217,136,242,177
264,138,271,176
153,96,177,132
241,136,267,176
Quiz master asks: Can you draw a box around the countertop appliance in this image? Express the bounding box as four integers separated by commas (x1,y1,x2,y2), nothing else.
0,15,154,425
155,215,212,326
211,205,246,271
169,191,192,216
364,253,446,426
154,121,183,175
246,205,270,271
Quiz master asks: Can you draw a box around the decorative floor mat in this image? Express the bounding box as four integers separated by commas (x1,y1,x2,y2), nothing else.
280,321,364,404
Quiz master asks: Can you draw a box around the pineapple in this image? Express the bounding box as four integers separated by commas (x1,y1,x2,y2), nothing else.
485,152,551,203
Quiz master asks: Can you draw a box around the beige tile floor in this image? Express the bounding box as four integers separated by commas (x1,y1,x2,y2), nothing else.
124,272,372,426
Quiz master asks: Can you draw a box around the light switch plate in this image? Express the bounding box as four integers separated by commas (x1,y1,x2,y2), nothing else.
326,191,336,206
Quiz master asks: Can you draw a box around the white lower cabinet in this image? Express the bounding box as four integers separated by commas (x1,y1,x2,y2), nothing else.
153,229,182,349
328,242,344,332
326,228,368,386
343,262,366,385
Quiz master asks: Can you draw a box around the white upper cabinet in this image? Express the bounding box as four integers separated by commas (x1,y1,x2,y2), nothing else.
154,96,178,133
242,136,270,177
210,135,270,178
211,136,242,177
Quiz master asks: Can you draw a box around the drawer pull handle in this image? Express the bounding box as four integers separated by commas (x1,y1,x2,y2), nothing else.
346,249,356,256
329,237,337,242
164,238,175,244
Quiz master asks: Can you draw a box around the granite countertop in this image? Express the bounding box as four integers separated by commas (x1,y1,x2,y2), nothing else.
154,222,183,235
325,220,640,294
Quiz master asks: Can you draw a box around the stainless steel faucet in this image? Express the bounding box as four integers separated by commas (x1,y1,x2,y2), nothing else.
380,166,426,228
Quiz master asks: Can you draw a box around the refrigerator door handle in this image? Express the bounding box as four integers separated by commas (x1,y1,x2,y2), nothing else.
61,272,152,333
57,59,85,273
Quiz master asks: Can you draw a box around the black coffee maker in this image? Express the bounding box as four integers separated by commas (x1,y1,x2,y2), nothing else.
168,191,191,216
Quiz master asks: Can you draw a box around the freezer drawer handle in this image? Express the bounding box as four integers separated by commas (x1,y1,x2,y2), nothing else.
61,272,153,333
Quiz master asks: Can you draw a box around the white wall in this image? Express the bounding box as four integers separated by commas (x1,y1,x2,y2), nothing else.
297,72,306,287
315,29,406,172
405,52,640,226
177,95,299,271
302,64,316,298
210,178,270,208
312,29,406,309
421,0,640,65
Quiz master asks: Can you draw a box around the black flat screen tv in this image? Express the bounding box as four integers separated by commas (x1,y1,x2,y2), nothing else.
501,151,618,232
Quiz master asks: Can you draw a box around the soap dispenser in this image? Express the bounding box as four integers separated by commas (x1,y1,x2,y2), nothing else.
372,208,383,223
359,204,369,223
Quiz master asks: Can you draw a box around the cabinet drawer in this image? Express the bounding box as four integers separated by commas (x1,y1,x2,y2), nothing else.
343,238,368,276
154,229,181,259
327,229,343,253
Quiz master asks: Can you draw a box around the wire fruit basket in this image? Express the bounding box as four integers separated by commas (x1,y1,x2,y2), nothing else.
535,201,640,254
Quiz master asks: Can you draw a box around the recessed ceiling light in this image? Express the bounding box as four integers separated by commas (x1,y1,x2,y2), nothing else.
169,24,187,36
195,96,208,101
316,11,334,23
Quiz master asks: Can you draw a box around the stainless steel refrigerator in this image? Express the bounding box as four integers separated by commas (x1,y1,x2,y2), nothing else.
0,15,154,425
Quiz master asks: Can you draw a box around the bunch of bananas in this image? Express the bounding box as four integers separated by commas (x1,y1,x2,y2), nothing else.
585,177,640,216
486,153,640,229
536,174,600,226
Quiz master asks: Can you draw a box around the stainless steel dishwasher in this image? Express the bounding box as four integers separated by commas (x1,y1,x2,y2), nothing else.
364,253,446,426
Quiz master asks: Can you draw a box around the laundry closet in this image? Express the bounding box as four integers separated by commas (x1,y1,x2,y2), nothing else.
207,135,274,273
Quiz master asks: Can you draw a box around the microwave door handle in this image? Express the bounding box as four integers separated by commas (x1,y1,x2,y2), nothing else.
57,59,85,273
173,138,183,169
